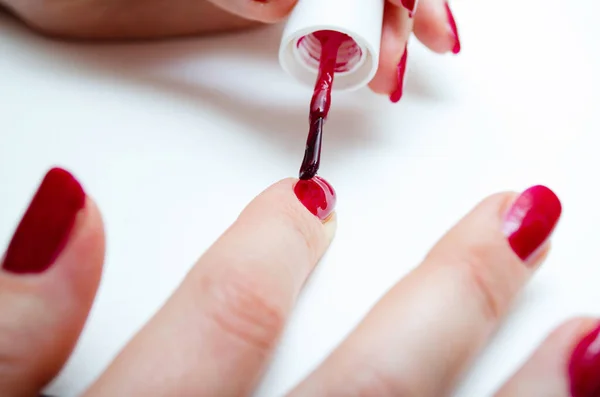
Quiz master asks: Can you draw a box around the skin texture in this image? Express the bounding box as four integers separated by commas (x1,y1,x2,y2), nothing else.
288,192,549,396
0,198,103,396
0,167,581,397
0,0,458,98
0,5,581,394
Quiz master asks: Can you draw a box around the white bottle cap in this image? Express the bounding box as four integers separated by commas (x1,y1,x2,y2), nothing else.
278,0,384,92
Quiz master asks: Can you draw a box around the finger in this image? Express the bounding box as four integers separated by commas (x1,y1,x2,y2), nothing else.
0,0,263,39
496,318,600,397
85,177,337,396
0,168,104,396
205,0,296,24
413,0,461,54
290,186,561,397
368,2,412,101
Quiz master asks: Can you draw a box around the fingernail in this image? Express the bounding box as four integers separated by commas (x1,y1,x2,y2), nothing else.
2,168,85,274
400,0,417,17
389,44,408,104
569,322,600,397
502,185,562,262
445,2,461,54
294,176,337,222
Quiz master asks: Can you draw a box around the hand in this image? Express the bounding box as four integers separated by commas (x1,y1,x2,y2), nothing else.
0,0,460,101
1,168,596,397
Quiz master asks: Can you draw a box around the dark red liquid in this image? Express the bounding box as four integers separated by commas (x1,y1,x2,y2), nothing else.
298,30,351,180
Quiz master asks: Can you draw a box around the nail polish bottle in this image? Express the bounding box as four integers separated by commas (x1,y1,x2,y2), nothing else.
278,0,384,91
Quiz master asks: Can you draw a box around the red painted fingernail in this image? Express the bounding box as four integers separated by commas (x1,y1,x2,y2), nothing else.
502,185,561,262
294,176,336,221
400,0,417,17
569,322,600,397
389,44,408,104
2,168,85,274
445,2,461,54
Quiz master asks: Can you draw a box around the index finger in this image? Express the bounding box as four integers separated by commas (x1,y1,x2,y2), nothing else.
85,178,336,396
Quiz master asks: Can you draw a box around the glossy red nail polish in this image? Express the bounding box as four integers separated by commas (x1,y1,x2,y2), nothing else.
400,0,417,17
294,176,336,221
389,44,408,104
2,168,85,274
299,31,352,180
569,323,600,397
445,2,461,54
502,185,561,262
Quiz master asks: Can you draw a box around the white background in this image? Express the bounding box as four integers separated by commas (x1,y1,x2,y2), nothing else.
1,0,599,395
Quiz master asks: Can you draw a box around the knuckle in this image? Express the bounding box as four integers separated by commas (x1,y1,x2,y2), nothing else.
0,319,27,372
204,267,286,353
455,246,506,323
357,368,418,397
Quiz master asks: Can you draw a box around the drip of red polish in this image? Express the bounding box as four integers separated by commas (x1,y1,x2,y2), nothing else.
400,0,417,17
569,323,600,397
298,30,348,181
294,176,337,221
501,185,561,262
390,44,409,104
2,168,85,274
445,2,461,54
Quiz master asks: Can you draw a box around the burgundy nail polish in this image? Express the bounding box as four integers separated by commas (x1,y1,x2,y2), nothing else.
294,176,336,221
502,185,561,262
569,323,600,397
389,44,408,104
2,168,85,274
445,2,461,54
400,0,417,17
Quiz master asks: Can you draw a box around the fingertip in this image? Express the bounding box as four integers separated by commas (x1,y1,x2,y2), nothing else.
447,186,561,269
413,0,457,54
502,185,562,264
293,177,337,222
252,177,338,224
496,318,599,397
369,3,411,97
0,171,105,395
237,177,338,261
